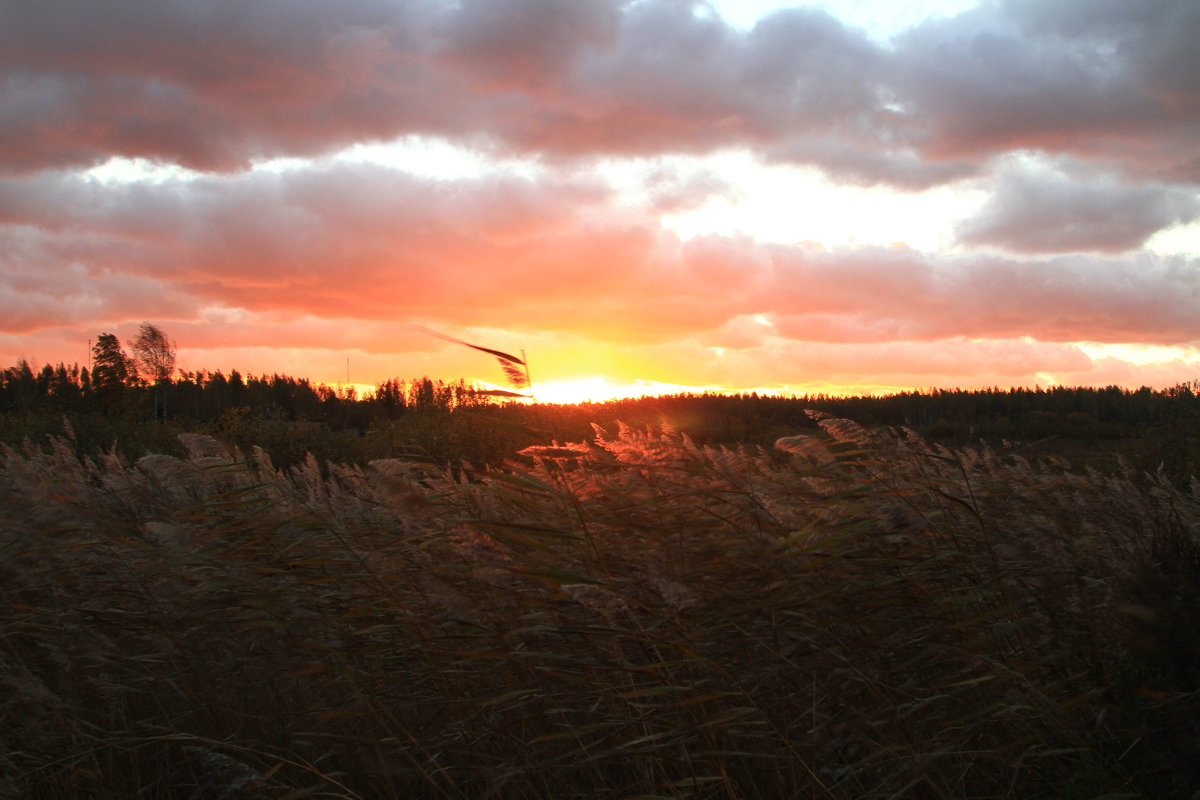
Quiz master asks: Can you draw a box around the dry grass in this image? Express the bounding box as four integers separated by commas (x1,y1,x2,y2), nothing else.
2,417,1198,798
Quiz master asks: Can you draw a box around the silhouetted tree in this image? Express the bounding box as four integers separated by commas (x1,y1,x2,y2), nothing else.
131,322,177,417
91,333,136,407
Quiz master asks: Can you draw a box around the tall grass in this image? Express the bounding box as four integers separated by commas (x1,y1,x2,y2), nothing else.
2,417,1197,798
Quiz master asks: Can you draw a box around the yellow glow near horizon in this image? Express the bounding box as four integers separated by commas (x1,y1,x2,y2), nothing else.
242,370,906,404
333,383,380,397
530,377,717,404
460,377,916,404
347,377,702,405
1073,342,1200,365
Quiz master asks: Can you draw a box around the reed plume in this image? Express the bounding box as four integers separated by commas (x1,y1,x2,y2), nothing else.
406,322,531,391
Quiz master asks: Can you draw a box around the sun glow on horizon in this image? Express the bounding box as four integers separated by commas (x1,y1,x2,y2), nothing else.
528,377,718,404
460,376,734,405
465,376,915,404
1073,342,1200,366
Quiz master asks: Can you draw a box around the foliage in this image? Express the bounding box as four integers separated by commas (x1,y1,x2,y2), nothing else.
2,418,1198,798
2,356,1200,478
132,322,179,418
91,333,136,399
130,322,178,386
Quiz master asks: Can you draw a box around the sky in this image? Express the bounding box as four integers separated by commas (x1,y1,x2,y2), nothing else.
2,0,1199,402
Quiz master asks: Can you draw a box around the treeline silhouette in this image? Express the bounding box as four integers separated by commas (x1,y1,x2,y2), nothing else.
3,357,1199,480
0,359,507,467
0,360,487,421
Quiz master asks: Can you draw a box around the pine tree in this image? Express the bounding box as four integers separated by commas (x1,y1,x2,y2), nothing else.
91,333,136,404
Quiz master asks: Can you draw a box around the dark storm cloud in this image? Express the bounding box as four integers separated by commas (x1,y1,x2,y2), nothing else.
439,0,622,90
0,0,453,172
2,0,1197,186
893,0,1200,182
956,160,1200,253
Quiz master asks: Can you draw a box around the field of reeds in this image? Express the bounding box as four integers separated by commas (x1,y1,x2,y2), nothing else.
3,414,1199,798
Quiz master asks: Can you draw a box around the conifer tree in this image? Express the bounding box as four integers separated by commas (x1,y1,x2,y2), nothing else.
91,333,136,404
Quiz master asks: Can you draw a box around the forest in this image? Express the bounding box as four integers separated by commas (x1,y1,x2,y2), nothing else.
3,338,1200,798
3,344,1199,482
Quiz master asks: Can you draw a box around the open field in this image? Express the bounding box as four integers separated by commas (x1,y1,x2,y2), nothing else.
3,413,1199,798
8,1,1200,794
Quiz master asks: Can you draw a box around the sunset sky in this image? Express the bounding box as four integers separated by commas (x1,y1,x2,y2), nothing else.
2,0,1199,401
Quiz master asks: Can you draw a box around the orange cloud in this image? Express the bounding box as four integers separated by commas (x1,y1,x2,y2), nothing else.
3,166,1200,353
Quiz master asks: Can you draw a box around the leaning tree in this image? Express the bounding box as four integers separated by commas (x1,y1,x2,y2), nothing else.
130,322,177,418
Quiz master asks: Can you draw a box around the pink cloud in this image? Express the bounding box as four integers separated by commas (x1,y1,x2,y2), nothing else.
3,166,1199,354
682,337,1200,393
759,245,1200,345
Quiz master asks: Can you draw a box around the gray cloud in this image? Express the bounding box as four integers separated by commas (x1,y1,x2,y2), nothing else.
438,0,621,90
765,139,981,190
893,0,1200,182
1,0,1196,189
956,160,1200,252
641,164,738,213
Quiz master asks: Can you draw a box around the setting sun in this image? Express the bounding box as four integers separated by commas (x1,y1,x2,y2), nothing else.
479,377,718,405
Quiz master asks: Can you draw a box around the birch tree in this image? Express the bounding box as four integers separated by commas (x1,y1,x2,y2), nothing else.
131,322,177,417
